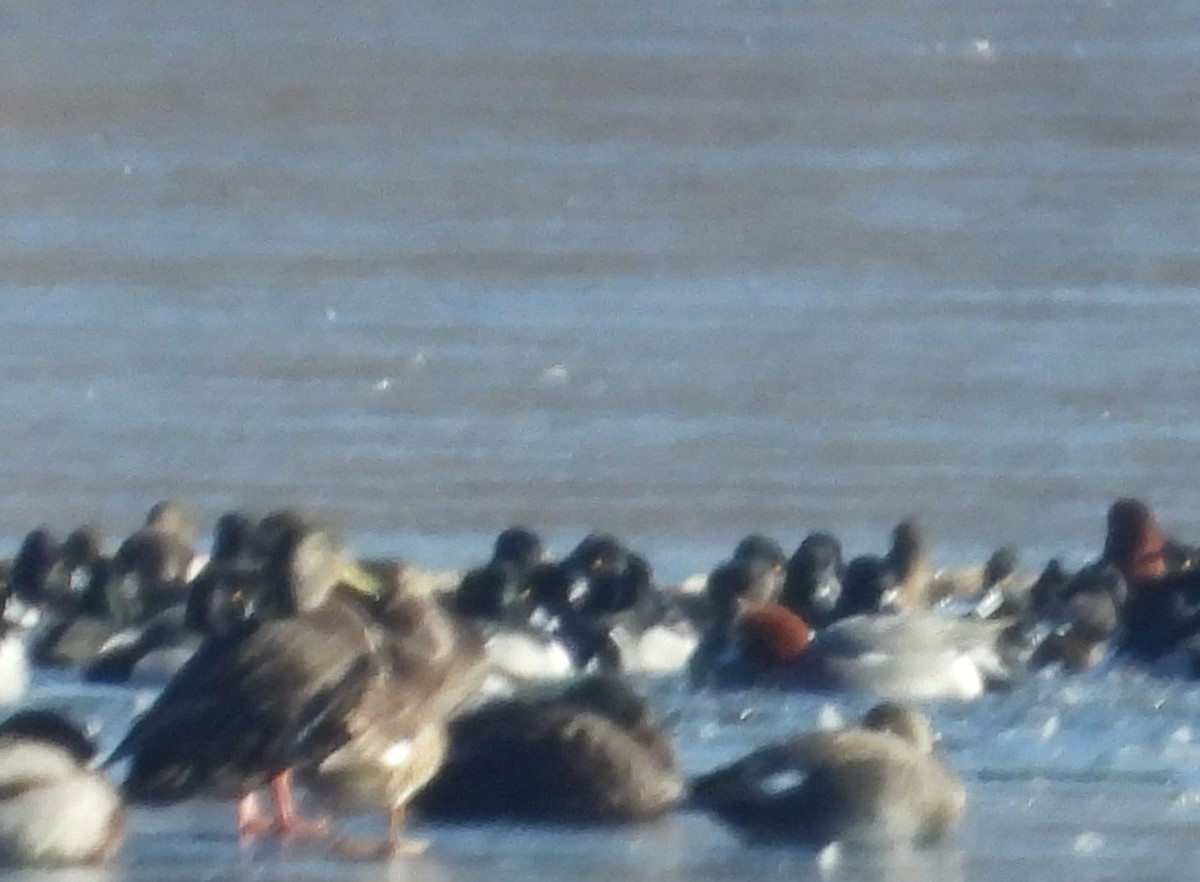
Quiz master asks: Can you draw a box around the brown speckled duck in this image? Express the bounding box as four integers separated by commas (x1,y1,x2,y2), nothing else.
690,702,964,848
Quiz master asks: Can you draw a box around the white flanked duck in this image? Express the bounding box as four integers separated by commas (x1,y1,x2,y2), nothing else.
699,604,1010,701
0,709,124,867
690,702,964,848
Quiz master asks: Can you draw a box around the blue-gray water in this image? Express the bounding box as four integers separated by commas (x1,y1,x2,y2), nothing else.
3,0,1200,878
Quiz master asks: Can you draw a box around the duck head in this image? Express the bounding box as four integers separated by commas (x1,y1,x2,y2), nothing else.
733,535,787,596
886,518,928,584
252,514,378,617
491,527,545,572
565,533,628,578
860,702,935,754
144,499,196,545
782,532,844,626
11,526,59,606
1103,498,1167,583
732,603,813,670
211,511,254,565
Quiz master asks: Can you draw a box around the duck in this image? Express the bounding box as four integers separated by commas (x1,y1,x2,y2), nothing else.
1092,498,1200,665
473,534,689,678
0,709,124,866
298,564,490,857
688,537,788,685
704,603,1009,701
1102,497,1169,584
452,537,578,686
562,547,695,676
105,515,389,840
836,519,933,619
690,702,964,848
184,510,257,635
453,527,545,624
6,526,60,624
782,532,845,628
1028,565,1124,673
106,500,197,627
81,605,202,686
415,674,684,823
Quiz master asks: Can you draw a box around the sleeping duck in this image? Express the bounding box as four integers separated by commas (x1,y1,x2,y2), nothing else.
105,514,392,840
0,709,124,866
690,702,964,848
415,674,684,823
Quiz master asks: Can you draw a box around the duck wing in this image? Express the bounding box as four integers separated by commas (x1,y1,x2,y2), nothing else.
107,601,375,803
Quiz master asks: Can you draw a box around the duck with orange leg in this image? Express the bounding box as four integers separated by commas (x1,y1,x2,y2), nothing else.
104,512,391,843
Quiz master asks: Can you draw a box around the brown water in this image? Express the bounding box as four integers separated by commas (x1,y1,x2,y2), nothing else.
1,0,1199,582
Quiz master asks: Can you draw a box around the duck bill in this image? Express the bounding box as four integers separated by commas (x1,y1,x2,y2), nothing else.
339,560,384,599
811,574,842,615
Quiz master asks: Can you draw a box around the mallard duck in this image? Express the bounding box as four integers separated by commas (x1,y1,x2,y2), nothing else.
105,516,386,840
416,674,684,823
0,709,124,866
299,570,490,856
690,702,964,848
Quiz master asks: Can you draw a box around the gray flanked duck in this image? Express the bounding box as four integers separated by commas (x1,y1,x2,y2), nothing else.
0,709,124,867
415,674,684,823
690,702,964,849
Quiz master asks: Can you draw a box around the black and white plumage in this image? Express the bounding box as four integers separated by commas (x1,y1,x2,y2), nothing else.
0,710,123,867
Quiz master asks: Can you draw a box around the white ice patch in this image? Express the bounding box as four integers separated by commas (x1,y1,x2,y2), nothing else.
382,740,413,768
817,842,842,874
0,633,29,706
759,769,807,796
816,703,844,731
1074,831,1104,855
1039,715,1060,741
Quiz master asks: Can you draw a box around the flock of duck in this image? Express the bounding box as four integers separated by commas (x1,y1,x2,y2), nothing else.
0,496,1195,867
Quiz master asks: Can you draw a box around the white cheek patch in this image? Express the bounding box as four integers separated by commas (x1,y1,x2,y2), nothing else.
382,740,413,768
758,769,807,796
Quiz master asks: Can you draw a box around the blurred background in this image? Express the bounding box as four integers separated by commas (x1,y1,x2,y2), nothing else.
1,0,1198,580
